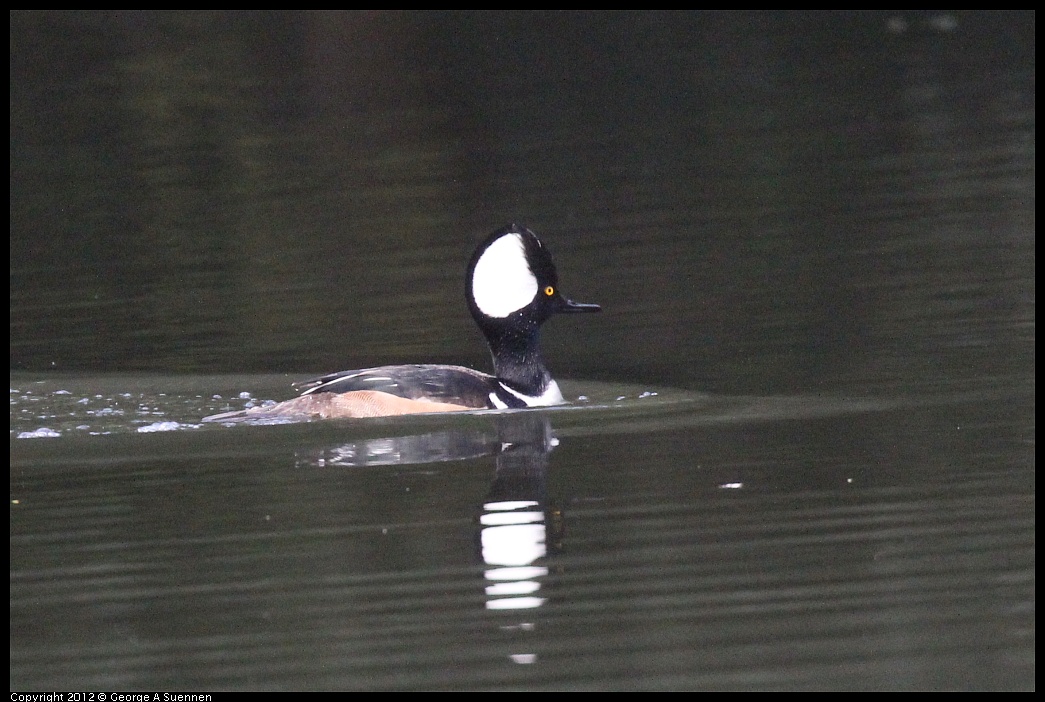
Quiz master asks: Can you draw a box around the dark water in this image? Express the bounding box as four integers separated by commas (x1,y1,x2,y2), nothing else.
10,11,1034,691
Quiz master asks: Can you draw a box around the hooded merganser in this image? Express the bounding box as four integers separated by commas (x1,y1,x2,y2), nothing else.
202,224,600,422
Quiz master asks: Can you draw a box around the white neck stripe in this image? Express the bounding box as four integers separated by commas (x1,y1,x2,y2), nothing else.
498,380,565,407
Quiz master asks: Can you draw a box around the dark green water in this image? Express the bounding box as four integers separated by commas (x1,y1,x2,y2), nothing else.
10,11,1034,690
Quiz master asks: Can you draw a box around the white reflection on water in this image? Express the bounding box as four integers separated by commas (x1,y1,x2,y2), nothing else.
481,500,549,611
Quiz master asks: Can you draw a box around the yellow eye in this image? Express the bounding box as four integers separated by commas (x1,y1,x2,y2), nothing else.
544,286,555,296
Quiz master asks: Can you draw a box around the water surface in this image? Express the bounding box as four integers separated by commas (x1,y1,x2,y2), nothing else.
10,11,1034,691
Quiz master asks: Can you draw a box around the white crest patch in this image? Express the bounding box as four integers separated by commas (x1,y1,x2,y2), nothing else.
472,233,538,318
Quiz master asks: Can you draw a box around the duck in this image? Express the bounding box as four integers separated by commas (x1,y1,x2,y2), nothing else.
202,224,600,422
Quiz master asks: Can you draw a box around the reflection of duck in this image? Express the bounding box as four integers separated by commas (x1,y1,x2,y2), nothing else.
289,405,561,661
479,414,561,616
204,224,599,423
293,406,559,471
